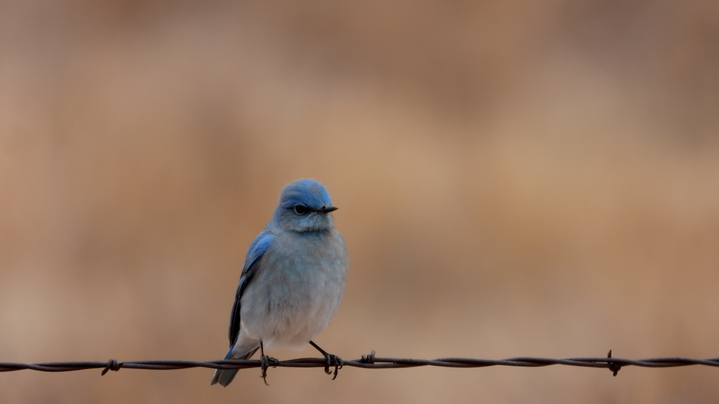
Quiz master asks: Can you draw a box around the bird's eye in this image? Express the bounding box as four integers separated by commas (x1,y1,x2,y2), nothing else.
293,205,309,215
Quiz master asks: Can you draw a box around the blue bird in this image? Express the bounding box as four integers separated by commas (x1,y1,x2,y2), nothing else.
211,179,348,386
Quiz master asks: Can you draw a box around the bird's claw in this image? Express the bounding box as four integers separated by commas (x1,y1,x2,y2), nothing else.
323,354,343,380
259,355,279,386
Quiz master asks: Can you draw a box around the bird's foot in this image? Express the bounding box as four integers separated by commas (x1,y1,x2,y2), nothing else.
322,353,343,380
259,355,279,386
308,340,343,380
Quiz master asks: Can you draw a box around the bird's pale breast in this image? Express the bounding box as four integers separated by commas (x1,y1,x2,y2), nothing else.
240,230,348,350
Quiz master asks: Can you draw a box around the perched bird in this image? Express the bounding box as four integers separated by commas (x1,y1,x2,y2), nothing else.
211,179,348,386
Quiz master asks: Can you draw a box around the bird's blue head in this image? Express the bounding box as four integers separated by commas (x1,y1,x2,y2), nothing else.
270,179,337,232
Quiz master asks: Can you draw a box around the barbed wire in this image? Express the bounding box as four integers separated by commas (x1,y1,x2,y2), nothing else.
2,350,719,379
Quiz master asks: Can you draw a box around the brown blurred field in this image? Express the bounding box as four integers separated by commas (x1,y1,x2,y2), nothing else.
2,1,719,402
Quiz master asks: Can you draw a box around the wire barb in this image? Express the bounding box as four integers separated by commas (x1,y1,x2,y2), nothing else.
361,350,376,364
607,350,621,377
100,359,123,376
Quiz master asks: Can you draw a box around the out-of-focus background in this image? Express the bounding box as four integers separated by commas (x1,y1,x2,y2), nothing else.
1,0,719,402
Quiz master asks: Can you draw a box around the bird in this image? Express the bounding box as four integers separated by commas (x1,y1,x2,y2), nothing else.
211,179,348,386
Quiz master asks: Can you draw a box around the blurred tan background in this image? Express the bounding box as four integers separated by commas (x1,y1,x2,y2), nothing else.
2,0,719,402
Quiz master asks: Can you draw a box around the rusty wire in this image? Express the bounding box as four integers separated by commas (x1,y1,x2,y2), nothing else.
2,350,719,378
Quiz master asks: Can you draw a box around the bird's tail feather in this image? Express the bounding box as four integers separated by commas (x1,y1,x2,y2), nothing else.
210,347,259,387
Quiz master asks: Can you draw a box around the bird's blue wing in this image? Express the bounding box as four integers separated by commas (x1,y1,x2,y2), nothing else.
228,231,274,346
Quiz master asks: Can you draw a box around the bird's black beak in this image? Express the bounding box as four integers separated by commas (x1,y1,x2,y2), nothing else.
319,205,338,213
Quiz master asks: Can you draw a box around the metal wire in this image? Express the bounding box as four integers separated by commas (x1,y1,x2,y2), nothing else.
2,351,719,377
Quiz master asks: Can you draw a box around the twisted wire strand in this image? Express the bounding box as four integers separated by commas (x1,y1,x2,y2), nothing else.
2,351,719,377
